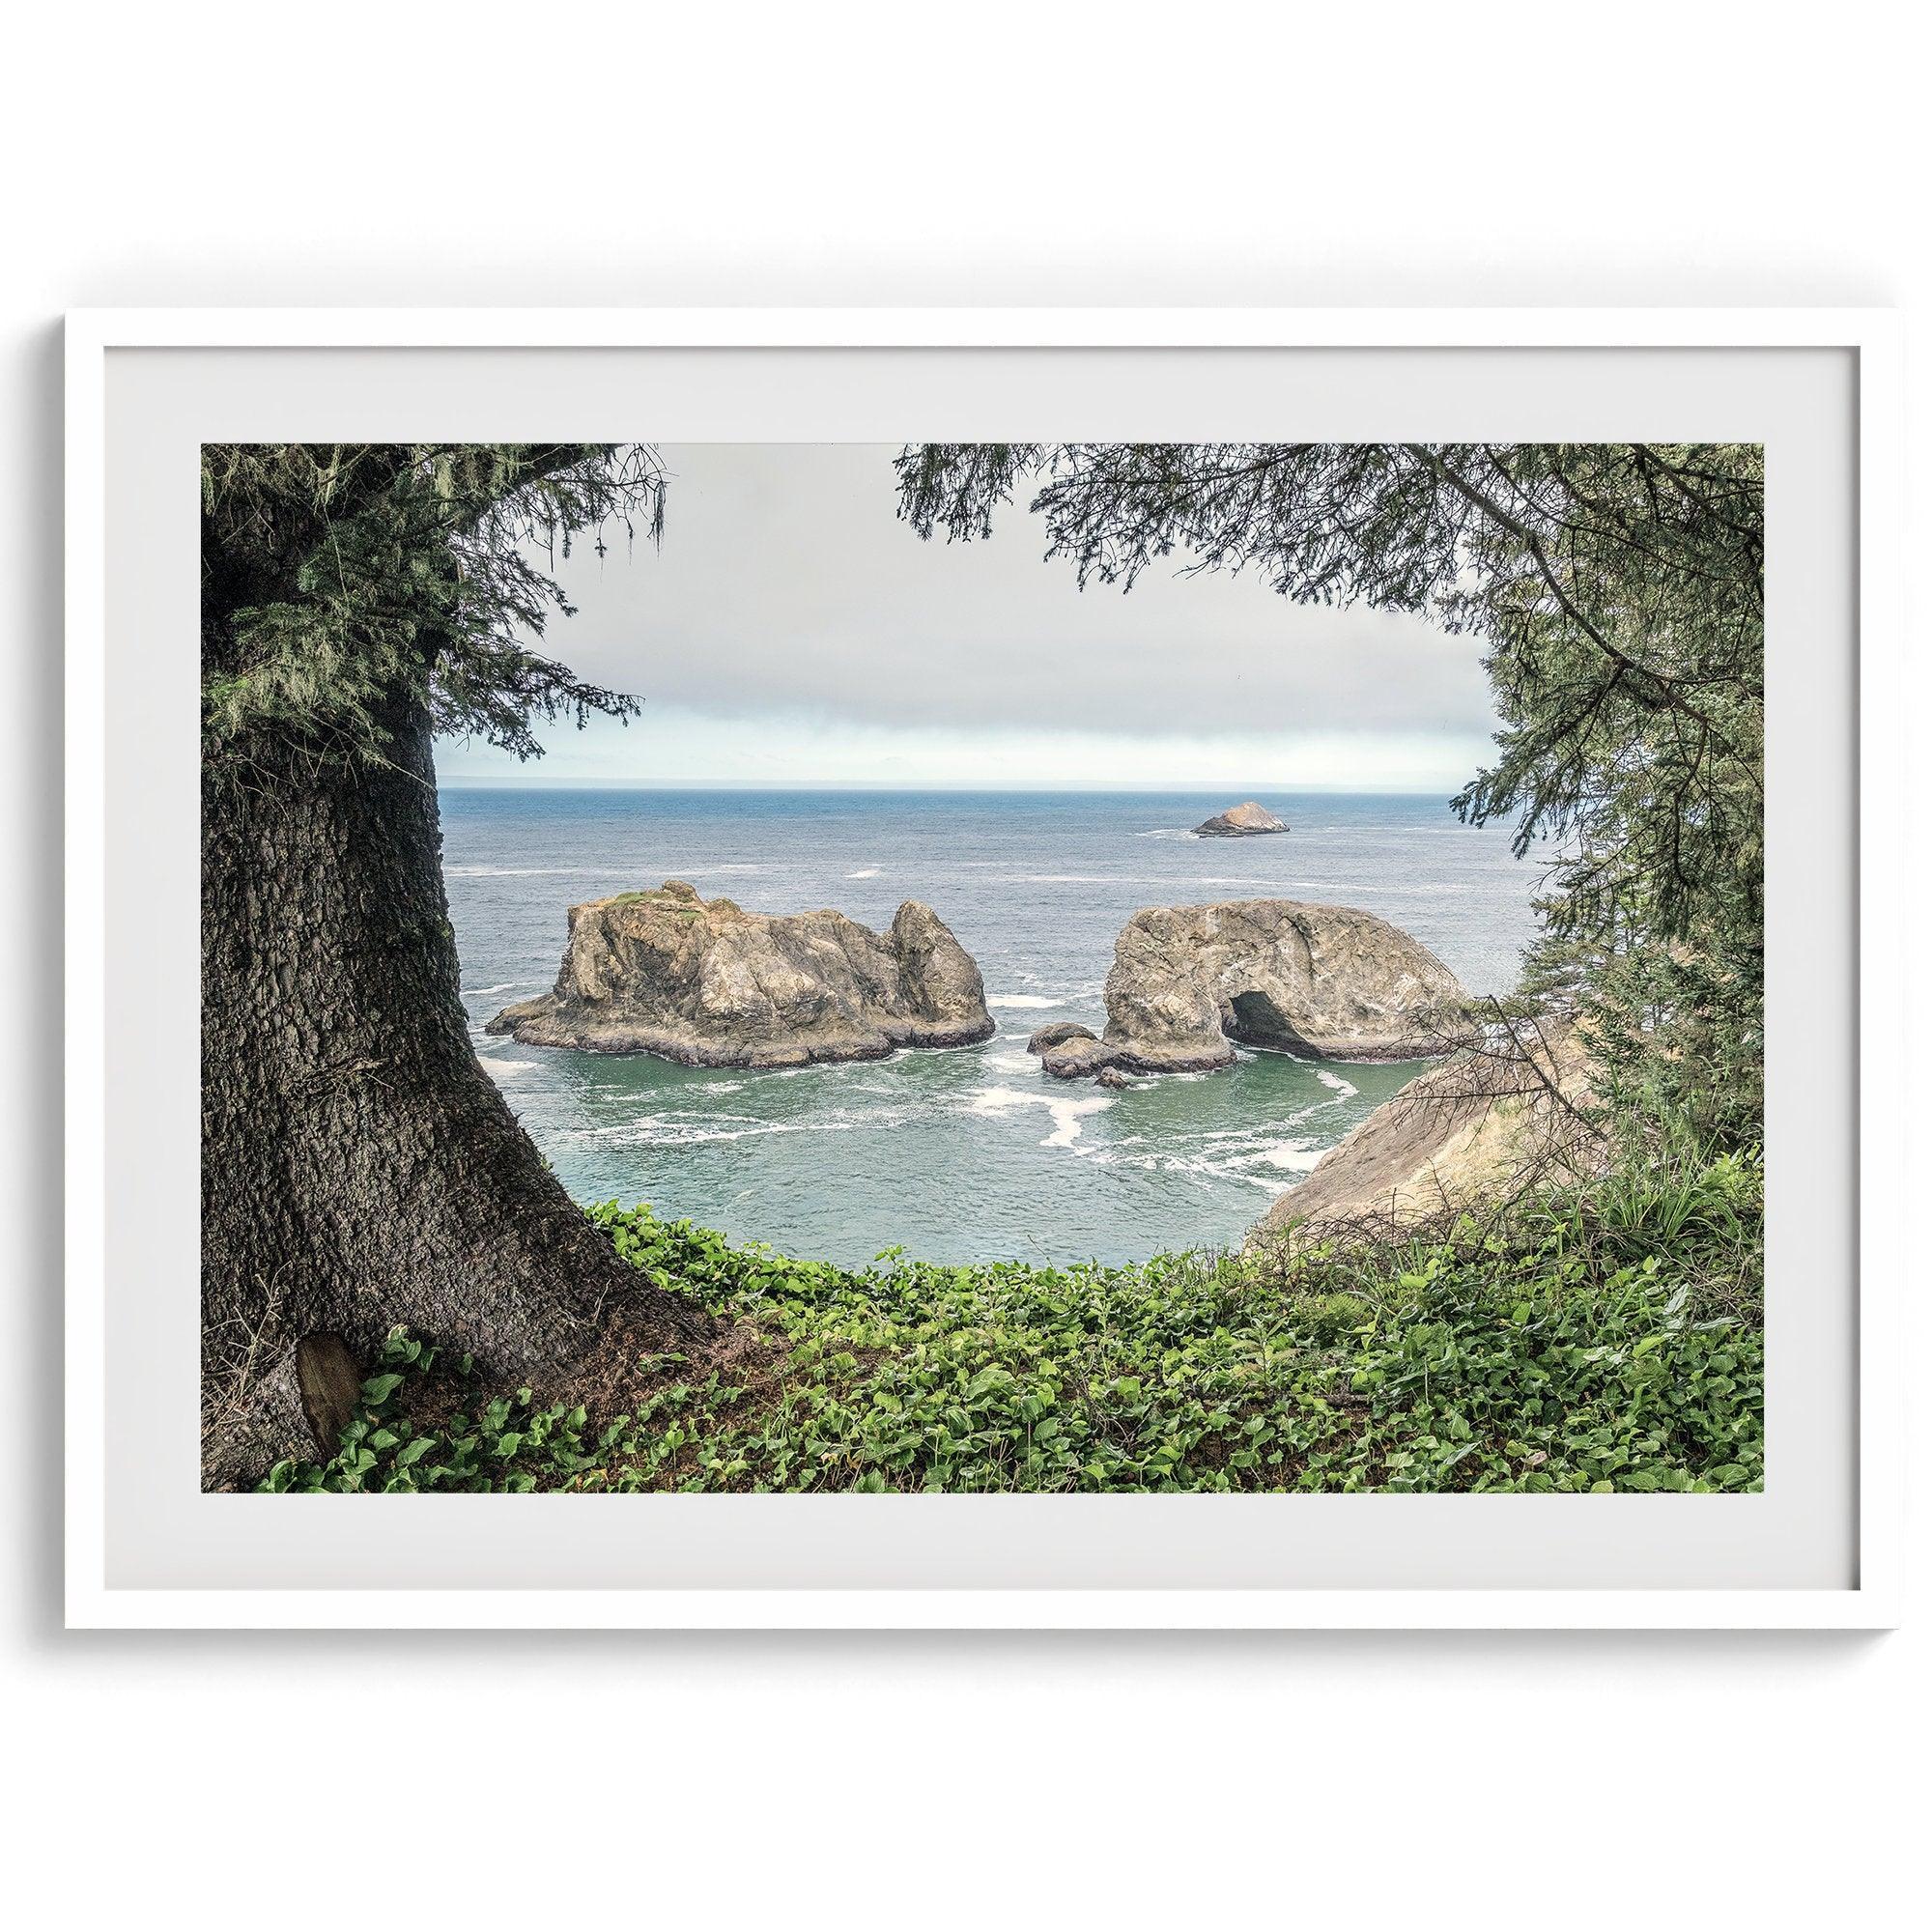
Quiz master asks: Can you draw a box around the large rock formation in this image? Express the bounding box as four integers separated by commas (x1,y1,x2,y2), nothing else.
1096,898,1467,1073
1194,800,1289,837
487,881,994,1067
1252,1022,1604,1241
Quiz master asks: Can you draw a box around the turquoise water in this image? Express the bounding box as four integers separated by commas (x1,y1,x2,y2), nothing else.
441,789,1545,1265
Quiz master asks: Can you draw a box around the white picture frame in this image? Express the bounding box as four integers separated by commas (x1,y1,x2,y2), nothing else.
65,308,1904,1630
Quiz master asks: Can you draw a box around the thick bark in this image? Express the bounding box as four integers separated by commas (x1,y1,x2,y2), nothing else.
201,695,708,1486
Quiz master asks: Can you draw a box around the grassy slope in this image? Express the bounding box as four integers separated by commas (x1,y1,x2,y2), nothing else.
266,1149,1763,1495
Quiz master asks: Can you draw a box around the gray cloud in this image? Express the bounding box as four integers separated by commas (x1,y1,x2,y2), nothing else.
532,443,1497,742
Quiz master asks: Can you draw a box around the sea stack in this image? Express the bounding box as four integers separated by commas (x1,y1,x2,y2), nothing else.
1025,898,1467,1081
1193,801,1289,838
487,881,994,1067
1100,899,1467,1068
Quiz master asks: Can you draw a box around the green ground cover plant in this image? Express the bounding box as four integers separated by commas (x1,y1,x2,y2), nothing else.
264,1147,1761,1496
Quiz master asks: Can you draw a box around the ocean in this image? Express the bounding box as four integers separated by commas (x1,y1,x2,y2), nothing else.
441,788,1546,1266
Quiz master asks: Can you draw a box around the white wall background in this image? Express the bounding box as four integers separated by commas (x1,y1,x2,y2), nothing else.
5,3,1922,1923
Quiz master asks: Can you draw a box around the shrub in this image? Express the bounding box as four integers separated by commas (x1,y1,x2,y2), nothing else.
263,1150,1762,1497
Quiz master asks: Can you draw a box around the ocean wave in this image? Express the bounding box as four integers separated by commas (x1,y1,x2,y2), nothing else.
445,862,766,881
479,1059,541,1080
986,994,1062,1009
1316,1069,1358,1098
1006,871,1316,890
557,1104,908,1149
1081,1145,1275,1192
1008,873,1188,886
444,866,618,879
845,867,882,878
965,1085,1113,1150
578,1119,854,1148
460,981,532,998
1086,1107,1335,1181
762,1051,909,1082
1083,1130,1321,1193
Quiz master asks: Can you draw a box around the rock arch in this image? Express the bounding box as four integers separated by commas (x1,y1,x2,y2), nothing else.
1100,899,1466,1072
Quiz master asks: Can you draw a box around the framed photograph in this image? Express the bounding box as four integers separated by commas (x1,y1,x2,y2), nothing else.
65,309,1901,1629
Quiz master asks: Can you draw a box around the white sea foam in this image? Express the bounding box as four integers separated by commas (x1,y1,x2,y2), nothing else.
1259,1142,1323,1173
1086,1142,1281,1190
1316,1069,1358,1098
460,981,529,998
986,994,1061,1009
965,1085,1113,1149
845,867,882,878
985,1051,1037,1074
1083,1115,1330,1192
479,1059,540,1080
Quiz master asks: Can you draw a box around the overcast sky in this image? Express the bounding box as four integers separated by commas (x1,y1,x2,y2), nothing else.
437,443,1499,791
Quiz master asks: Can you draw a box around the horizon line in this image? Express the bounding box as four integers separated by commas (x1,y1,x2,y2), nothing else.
437,778,1463,797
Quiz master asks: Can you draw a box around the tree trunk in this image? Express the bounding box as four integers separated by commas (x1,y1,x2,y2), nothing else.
200,695,707,1487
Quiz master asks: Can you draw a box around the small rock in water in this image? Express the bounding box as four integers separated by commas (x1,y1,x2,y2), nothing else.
1040,1035,1125,1081
1026,1020,1097,1055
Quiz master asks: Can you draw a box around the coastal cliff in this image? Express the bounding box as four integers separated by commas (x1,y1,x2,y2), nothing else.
1252,1022,1604,1240
488,881,993,1067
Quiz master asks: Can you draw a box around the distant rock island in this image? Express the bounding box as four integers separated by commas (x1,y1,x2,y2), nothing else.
488,881,994,1067
1028,898,1466,1080
1193,800,1289,837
